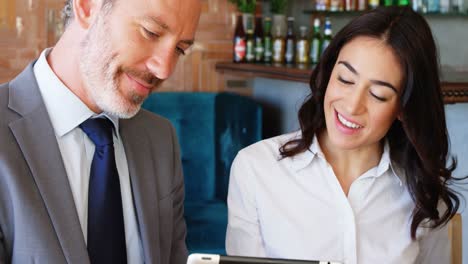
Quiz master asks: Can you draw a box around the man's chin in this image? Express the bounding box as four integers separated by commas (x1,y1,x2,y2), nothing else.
98,95,143,119
104,104,141,119
131,93,147,105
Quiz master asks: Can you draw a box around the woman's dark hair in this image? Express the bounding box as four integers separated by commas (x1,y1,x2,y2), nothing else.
280,6,460,239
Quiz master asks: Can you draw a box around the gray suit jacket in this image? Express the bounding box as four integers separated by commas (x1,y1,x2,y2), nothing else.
0,63,188,264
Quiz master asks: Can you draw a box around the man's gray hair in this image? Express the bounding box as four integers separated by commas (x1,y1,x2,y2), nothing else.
62,0,74,27
62,0,114,28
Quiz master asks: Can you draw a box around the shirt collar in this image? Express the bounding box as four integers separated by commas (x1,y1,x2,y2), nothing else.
34,48,119,137
288,133,321,172
377,141,403,186
289,133,403,186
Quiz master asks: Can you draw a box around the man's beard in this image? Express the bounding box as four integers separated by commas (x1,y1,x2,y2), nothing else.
79,15,162,119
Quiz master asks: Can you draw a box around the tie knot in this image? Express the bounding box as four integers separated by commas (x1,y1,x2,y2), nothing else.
79,118,115,147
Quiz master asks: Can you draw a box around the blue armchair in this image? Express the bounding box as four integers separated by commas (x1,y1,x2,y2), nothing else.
142,92,262,254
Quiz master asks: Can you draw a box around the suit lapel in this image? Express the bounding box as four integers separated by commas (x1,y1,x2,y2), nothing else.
8,63,90,264
120,118,161,263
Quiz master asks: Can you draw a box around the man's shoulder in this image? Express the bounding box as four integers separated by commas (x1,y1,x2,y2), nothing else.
122,109,179,153
125,108,176,140
0,62,41,117
0,81,10,98
0,81,12,117
133,108,172,128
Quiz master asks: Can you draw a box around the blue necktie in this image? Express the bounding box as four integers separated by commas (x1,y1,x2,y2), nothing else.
80,118,127,264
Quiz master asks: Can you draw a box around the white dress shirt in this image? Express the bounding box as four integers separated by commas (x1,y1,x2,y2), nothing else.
34,49,143,263
226,131,450,264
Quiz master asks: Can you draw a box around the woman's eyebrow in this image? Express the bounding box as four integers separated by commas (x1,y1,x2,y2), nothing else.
338,60,358,75
338,60,398,93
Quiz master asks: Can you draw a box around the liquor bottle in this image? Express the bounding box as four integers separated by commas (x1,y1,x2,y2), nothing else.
427,0,440,12
357,0,368,10
245,17,255,63
316,0,331,10
368,0,380,8
254,17,264,63
284,17,296,65
233,14,246,63
309,18,322,65
330,0,344,11
451,0,463,12
440,0,450,12
412,0,422,11
345,0,357,10
321,17,332,55
263,17,273,64
296,26,310,65
272,25,285,64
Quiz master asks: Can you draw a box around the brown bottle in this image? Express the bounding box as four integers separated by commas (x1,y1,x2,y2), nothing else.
233,15,246,63
254,17,264,63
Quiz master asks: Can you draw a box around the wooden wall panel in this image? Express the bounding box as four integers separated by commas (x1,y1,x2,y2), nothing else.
0,0,16,31
0,0,62,83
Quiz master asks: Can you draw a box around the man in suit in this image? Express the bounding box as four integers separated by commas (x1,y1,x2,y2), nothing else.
0,0,201,263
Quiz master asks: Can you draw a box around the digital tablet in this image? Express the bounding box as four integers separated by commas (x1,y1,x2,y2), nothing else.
187,253,342,264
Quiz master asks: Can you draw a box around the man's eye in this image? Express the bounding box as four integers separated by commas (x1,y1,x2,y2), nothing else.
338,76,354,85
142,27,158,39
176,47,186,56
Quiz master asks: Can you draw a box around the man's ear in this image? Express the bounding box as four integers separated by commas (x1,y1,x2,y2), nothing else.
73,0,101,29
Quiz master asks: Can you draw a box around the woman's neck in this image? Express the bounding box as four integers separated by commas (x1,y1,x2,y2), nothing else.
317,130,383,196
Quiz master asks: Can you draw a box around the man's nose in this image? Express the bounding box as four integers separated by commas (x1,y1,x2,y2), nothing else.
145,43,178,80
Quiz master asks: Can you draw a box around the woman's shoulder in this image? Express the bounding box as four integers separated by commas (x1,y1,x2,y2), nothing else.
237,131,302,160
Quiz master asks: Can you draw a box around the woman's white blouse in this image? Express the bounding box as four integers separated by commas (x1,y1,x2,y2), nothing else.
226,132,449,264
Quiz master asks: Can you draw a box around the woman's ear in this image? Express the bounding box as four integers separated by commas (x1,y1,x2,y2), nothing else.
73,0,100,29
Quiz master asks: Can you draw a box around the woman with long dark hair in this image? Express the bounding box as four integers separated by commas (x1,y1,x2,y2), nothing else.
226,6,460,263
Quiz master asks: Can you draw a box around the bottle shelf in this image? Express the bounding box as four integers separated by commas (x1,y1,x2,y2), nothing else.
302,9,468,18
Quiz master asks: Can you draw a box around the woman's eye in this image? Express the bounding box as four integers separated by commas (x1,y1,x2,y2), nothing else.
370,92,387,102
338,76,354,85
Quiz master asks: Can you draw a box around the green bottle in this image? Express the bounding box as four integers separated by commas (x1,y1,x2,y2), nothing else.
245,17,255,63
309,18,322,65
321,17,332,56
397,0,409,5
284,17,296,65
254,17,264,63
263,17,273,64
